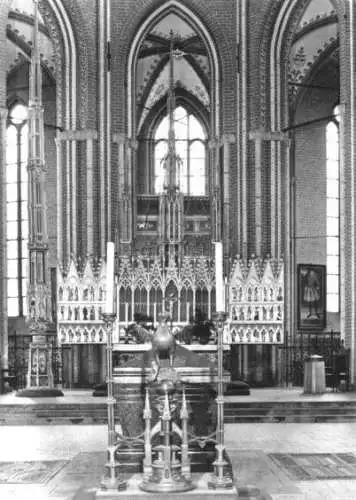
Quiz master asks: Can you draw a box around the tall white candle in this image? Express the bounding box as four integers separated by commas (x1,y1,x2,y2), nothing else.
215,241,224,312
153,303,157,324
105,242,115,314
186,301,190,322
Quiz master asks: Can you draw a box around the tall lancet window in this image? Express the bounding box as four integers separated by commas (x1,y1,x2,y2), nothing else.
154,106,206,195
6,103,29,317
326,105,340,313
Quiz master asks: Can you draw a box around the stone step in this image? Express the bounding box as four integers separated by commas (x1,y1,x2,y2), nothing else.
2,400,356,424
225,415,356,423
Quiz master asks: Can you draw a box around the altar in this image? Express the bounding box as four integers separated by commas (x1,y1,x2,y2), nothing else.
112,342,231,474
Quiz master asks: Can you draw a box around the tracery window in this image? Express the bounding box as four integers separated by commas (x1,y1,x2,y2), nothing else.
154,106,206,195
6,103,29,317
326,105,340,313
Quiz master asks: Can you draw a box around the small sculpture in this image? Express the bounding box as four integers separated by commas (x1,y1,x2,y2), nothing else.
150,312,176,382
124,312,177,381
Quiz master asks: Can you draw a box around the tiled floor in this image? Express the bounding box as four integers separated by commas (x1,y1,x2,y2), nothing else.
0,389,356,499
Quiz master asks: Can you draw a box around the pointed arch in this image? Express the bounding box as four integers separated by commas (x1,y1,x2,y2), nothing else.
40,0,92,261
258,0,309,359
41,0,78,129
262,0,347,363
127,0,220,139
268,0,308,131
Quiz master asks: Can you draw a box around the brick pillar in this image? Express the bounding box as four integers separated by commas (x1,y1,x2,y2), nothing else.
0,108,8,393
351,2,356,385
0,0,11,395
222,134,235,264
342,1,356,385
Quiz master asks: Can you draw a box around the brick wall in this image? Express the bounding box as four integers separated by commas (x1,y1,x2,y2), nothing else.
294,123,327,265
2,1,346,325
293,59,339,330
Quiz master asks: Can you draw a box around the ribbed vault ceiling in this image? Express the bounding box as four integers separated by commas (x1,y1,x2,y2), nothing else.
136,13,210,134
5,0,339,118
6,0,55,81
289,0,339,103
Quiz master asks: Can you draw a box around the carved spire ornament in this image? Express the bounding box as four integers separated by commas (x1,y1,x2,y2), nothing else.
158,31,185,266
27,0,51,332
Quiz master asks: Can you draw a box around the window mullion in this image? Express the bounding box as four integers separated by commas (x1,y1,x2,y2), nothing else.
326,116,340,314
16,125,24,317
6,105,29,318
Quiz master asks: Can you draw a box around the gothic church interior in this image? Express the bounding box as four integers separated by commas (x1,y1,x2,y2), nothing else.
0,0,352,392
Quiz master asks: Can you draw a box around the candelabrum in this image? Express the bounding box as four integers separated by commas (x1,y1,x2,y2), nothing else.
208,310,234,489
100,312,127,492
140,378,194,493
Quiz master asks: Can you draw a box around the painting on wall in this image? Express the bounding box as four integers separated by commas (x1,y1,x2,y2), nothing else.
297,264,326,330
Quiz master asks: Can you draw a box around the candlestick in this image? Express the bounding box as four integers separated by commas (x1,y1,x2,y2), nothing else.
105,242,115,314
100,311,126,491
215,242,224,312
208,311,233,489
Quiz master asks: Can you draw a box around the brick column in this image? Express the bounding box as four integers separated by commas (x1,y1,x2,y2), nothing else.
0,0,11,394
343,1,356,384
351,1,356,385
0,108,8,393
113,134,136,246
208,137,220,241
249,129,289,257
58,130,97,260
87,136,94,255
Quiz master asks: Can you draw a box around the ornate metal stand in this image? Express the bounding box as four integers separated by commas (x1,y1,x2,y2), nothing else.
140,375,194,493
208,311,234,489
100,312,127,492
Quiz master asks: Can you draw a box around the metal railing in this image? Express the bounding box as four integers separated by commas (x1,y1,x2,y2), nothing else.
279,331,347,386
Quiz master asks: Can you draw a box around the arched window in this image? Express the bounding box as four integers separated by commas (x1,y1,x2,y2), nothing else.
6,103,29,317
154,106,206,195
326,105,340,313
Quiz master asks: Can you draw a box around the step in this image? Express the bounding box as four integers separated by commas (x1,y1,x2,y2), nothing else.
2,400,356,425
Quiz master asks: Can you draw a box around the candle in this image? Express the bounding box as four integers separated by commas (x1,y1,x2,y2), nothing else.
186,301,190,322
153,303,157,324
215,241,224,312
105,242,115,314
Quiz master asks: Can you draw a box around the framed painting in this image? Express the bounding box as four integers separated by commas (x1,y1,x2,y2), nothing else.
297,264,326,331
